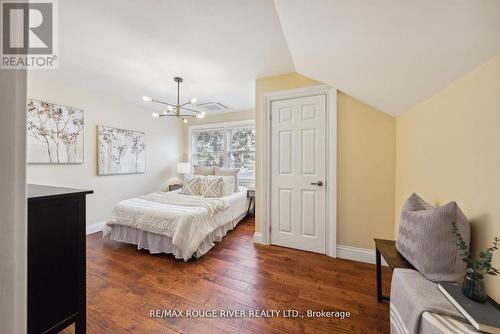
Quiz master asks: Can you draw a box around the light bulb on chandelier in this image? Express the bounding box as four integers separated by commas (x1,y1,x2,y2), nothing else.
142,77,204,122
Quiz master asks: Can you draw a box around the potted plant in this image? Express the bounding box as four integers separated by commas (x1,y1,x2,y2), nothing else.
452,221,499,302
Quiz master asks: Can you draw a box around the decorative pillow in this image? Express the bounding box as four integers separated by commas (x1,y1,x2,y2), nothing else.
396,193,470,283
181,174,203,195
214,167,239,192
219,176,235,197
193,165,215,176
201,176,223,198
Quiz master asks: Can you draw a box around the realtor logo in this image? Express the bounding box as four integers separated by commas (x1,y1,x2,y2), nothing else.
1,0,57,69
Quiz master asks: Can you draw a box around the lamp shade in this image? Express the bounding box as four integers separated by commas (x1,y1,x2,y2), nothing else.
177,162,191,174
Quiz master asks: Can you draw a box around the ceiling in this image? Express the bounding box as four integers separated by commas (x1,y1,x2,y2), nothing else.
49,0,294,113
274,0,500,115
43,0,500,116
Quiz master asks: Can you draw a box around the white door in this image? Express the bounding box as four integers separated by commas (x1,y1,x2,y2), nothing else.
270,94,326,253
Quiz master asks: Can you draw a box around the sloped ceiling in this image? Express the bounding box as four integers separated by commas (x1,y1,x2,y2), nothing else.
46,0,294,112
38,1,500,115
274,0,500,115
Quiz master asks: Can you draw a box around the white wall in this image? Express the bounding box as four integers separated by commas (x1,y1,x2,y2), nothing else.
0,70,27,334
27,72,185,228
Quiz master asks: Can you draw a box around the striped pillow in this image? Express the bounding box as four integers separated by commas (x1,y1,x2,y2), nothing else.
396,193,470,282
181,175,202,195
201,176,223,198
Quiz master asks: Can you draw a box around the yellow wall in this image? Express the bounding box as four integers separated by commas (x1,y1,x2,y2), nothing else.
338,92,395,249
395,54,500,301
255,57,500,298
255,73,396,250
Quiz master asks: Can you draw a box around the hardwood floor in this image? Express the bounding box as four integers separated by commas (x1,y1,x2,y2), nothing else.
61,218,392,334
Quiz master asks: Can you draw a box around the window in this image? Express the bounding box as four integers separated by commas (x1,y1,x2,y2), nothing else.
191,130,225,167
189,121,255,179
227,127,255,178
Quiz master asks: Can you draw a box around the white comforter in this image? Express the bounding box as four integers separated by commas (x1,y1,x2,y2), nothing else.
105,188,246,260
139,192,228,216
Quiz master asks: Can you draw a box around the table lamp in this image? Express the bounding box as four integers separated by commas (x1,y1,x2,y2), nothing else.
177,162,192,174
169,162,191,191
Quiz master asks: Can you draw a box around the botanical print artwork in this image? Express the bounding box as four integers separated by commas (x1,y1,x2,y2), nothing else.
97,126,146,175
27,99,84,164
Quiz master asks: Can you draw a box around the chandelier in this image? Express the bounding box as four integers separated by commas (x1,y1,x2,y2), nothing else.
142,77,205,123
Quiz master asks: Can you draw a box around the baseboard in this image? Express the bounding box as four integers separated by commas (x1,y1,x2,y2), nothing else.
336,245,388,266
253,232,263,244
252,235,388,266
86,221,105,235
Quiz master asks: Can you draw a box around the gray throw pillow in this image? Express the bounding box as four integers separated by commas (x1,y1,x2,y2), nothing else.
396,193,470,283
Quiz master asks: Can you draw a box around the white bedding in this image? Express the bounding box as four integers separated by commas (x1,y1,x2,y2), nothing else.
104,186,249,261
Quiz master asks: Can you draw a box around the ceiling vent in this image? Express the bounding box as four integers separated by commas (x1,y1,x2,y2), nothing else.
196,101,231,113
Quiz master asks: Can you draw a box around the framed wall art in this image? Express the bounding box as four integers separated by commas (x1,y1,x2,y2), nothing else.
97,125,146,175
27,99,84,164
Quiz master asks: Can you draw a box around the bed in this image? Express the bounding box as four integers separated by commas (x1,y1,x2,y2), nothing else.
103,186,249,261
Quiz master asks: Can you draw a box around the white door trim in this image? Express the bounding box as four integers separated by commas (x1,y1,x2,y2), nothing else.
260,84,337,257
0,68,27,334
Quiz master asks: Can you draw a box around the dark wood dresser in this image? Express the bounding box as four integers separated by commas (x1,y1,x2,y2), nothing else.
28,184,93,334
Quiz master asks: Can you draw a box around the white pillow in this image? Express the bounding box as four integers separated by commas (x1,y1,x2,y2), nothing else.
214,167,239,192
201,176,223,198
193,165,215,175
219,176,235,197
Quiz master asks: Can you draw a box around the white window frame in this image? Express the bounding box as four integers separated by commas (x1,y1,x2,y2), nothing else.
188,120,256,181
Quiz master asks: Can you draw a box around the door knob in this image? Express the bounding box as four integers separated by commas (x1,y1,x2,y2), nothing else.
310,181,323,186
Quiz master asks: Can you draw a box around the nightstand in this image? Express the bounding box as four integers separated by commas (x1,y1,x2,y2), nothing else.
247,189,255,216
169,184,183,192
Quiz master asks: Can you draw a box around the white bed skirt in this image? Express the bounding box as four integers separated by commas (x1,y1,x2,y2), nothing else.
106,212,247,260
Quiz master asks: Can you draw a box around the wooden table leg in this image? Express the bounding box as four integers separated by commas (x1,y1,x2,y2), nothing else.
376,248,390,302
247,197,253,216
376,248,383,303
